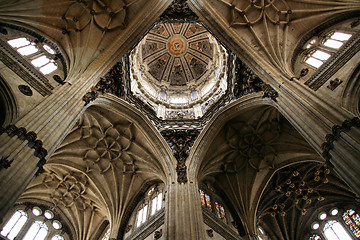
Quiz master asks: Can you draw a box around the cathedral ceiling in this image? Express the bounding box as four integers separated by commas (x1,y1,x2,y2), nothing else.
142,22,213,86
0,0,171,79
18,103,172,239
258,162,357,240
189,0,360,78
196,105,324,235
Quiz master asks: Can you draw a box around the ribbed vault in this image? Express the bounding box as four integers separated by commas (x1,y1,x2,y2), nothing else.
18,97,173,240
257,161,358,240
191,102,323,237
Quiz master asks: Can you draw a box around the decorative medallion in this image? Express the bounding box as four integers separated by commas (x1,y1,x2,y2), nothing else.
168,35,187,55
18,85,33,96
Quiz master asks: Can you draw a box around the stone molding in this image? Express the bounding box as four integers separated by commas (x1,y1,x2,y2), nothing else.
202,208,242,240
321,117,360,161
0,44,52,96
0,125,48,175
305,33,360,91
161,129,200,183
125,208,165,240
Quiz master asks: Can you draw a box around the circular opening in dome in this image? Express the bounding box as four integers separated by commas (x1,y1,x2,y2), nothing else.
52,220,62,230
32,207,42,216
331,208,339,216
44,210,54,219
312,222,320,230
319,212,327,220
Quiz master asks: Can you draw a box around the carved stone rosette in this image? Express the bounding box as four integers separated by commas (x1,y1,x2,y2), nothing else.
161,129,200,183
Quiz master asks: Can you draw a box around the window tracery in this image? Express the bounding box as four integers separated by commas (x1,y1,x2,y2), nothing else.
309,207,360,240
133,185,164,228
303,31,353,69
199,189,229,223
0,205,68,240
0,24,67,95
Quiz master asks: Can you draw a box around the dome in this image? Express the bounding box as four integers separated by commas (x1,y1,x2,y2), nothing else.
129,22,228,120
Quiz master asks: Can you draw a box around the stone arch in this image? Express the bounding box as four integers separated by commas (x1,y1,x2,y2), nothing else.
0,74,17,127
342,63,360,116
17,94,175,240
188,93,324,237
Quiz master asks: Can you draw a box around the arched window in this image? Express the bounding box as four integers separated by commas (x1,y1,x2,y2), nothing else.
6,36,58,75
343,209,360,237
304,31,353,69
133,185,164,228
0,205,68,240
23,220,49,240
199,189,212,210
309,207,360,240
0,209,28,240
100,227,110,240
151,192,163,216
323,220,352,240
136,204,149,227
215,202,227,223
0,24,67,93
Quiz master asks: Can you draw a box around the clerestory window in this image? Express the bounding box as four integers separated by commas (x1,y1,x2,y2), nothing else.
309,207,360,240
0,205,68,240
134,186,164,228
304,31,353,69
7,37,58,75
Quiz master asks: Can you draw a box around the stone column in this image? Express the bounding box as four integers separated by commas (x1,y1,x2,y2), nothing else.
0,74,97,221
274,77,360,196
165,181,206,240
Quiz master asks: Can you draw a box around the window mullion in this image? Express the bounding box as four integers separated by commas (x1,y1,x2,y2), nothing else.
14,214,33,240
339,214,358,240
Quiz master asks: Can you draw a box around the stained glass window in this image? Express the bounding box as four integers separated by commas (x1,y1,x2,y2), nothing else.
343,209,360,237
205,194,211,210
309,234,322,240
215,202,227,223
199,190,206,206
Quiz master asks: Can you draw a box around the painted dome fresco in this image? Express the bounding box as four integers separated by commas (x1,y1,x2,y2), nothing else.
130,22,228,120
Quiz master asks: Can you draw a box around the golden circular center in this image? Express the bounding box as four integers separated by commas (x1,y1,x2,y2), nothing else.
168,35,187,55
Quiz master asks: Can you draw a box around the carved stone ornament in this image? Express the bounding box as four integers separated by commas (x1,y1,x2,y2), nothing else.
161,129,200,183
42,171,94,211
83,62,124,105
160,0,199,21
0,124,47,174
321,117,360,161
0,156,14,170
233,58,264,98
18,85,33,96
154,229,162,239
125,224,132,233
206,229,214,237
327,78,343,91
262,84,278,102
